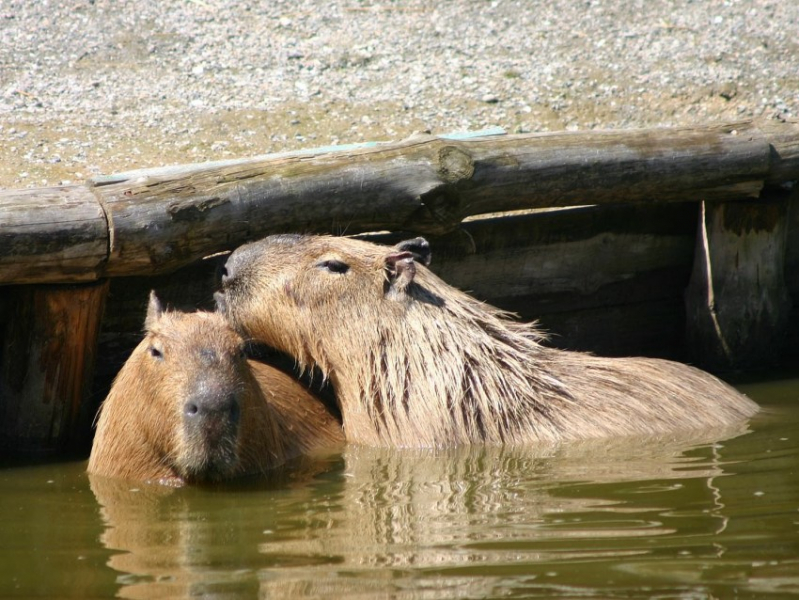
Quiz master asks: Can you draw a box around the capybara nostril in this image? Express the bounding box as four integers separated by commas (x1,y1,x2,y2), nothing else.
220,253,241,285
184,391,239,421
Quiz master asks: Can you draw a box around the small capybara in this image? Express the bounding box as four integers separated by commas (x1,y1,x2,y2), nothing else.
216,234,759,448
88,292,343,485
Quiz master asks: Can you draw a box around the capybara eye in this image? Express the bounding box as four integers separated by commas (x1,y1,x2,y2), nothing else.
317,259,349,275
148,345,163,360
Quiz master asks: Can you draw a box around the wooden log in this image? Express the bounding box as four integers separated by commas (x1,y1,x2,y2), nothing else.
0,120,796,283
423,122,768,223
760,118,799,185
685,195,792,370
0,280,109,454
90,121,790,277
0,185,108,284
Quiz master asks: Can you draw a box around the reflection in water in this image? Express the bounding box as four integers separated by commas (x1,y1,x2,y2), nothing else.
90,456,343,599
86,420,786,599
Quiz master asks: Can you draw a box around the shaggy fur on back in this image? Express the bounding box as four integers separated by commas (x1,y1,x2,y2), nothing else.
218,234,759,448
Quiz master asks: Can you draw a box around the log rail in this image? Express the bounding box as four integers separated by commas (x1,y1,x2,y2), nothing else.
3,120,797,283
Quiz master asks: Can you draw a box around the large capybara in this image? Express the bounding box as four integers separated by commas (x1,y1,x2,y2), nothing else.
216,234,759,448
88,292,343,485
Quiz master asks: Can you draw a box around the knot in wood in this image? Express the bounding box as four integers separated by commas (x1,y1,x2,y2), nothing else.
438,145,474,185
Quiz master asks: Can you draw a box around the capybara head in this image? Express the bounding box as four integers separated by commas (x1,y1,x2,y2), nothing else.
216,234,561,446
88,292,286,485
216,234,444,371
217,234,757,447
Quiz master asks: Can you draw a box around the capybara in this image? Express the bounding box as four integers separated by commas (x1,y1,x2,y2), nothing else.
216,234,759,448
88,292,343,485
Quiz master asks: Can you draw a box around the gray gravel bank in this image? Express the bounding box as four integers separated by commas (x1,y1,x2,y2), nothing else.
0,0,796,189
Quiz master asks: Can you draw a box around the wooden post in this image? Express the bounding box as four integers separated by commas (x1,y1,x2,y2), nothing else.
685,193,792,370
0,280,109,455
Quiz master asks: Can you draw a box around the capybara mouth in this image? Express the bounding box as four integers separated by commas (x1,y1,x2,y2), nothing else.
178,427,240,483
179,394,242,482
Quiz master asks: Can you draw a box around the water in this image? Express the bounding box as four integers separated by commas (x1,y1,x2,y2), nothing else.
1,374,798,599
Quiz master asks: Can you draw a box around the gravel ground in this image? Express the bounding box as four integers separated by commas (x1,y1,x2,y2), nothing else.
0,0,797,189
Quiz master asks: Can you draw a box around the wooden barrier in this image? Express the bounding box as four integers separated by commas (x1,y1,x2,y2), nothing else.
0,281,108,454
2,119,799,454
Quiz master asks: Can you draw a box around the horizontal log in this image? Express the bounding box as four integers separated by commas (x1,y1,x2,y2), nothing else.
421,122,772,225
0,185,108,284
760,119,799,185
1,120,798,282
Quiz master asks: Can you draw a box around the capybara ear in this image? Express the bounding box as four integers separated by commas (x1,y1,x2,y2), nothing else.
384,251,417,292
395,237,431,266
144,291,164,331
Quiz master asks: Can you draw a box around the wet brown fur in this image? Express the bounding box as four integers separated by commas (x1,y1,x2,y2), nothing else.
218,234,759,448
88,293,343,484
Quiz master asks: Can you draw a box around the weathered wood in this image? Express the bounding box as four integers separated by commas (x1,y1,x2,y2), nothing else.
760,119,799,185
424,203,696,307
685,196,792,370
419,122,769,224
89,121,793,277
0,120,796,283
0,185,108,284
785,194,799,299
0,280,109,454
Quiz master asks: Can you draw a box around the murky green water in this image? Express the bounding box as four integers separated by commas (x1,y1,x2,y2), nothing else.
1,374,798,599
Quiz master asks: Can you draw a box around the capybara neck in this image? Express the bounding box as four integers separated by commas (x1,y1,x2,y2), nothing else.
219,235,758,448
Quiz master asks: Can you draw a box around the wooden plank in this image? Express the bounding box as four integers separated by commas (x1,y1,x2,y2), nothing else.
784,194,799,298
426,204,696,305
0,185,108,284
0,281,109,454
535,299,688,360
364,202,696,317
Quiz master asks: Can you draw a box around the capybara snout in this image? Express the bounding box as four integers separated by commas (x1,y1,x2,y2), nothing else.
182,382,241,457
183,387,240,425
183,349,244,426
